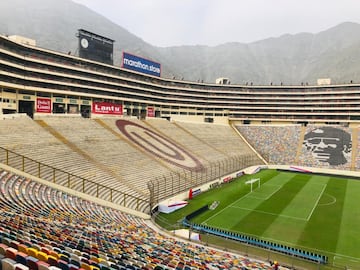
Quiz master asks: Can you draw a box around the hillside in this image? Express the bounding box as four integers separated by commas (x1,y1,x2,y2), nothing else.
1,0,360,85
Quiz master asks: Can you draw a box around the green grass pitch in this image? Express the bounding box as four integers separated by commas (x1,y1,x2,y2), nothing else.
157,169,360,268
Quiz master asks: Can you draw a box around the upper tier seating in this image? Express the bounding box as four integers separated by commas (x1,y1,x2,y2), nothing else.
298,125,353,170
236,124,357,170
175,122,256,159
236,125,301,165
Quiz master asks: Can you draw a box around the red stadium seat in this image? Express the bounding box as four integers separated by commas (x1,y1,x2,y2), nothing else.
5,247,17,260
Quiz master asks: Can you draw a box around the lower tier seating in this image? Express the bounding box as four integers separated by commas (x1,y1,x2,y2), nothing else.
0,169,279,270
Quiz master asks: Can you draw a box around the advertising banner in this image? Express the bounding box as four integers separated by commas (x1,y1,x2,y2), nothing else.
147,107,155,117
189,188,201,199
92,101,123,115
158,201,188,214
122,52,161,77
36,98,51,113
222,176,233,183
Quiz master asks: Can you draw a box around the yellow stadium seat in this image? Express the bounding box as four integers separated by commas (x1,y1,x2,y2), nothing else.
49,251,60,260
37,251,49,262
80,262,91,270
17,244,28,254
26,247,38,258
90,257,100,263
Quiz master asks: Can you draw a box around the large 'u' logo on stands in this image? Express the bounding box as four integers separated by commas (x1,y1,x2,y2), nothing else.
116,120,205,172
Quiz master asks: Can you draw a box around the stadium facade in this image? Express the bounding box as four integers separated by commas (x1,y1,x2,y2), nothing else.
1,34,360,125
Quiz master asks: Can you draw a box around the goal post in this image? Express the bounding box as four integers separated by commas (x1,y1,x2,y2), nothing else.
245,178,261,192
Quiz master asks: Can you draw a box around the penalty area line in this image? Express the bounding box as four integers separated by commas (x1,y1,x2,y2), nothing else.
230,205,308,221
247,184,282,200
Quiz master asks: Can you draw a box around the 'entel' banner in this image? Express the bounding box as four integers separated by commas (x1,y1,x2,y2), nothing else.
92,101,123,115
36,98,51,113
147,107,155,117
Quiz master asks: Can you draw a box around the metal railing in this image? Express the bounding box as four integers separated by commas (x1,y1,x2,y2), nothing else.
147,154,262,210
0,146,149,212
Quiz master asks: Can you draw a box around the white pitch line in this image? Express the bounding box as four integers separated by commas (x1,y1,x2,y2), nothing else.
202,193,251,225
306,183,327,221
333,255,360,263
318,193,337,206
248,185,282,200
201,183,267,224
201,182,283,225
230,205,308,221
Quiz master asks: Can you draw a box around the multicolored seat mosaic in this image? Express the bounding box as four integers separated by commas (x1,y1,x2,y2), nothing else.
0,170,280,270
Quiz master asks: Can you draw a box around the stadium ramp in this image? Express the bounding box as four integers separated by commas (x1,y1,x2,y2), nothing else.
295,125,307,164
351,128,358,170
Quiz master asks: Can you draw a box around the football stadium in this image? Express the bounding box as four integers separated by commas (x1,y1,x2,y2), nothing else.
0,32,360,270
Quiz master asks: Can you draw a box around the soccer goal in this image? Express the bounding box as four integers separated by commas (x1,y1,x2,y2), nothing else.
245,178,261,192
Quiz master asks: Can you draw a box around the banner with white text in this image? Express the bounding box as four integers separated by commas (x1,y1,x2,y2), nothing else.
122,52,161,77
92,101,123,115
36,98,51,113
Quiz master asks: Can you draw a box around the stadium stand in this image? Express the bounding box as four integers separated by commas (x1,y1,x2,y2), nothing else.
298,125,353,170
0,168,280,270
235,125,301,165
235,124,360,171
2,33,360,124
37,116,170,194
145,119,220,164
175,122,256,159
0,115,149,211
0,115,262,213
1,31,360,269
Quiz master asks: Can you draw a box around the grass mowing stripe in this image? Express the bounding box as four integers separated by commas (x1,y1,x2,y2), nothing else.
187,170,280,225
281,181,326,221
305,183,327,221
230,173,311,236
231,206,308,221
335,179,360,259
297,177,347,255
246,184,282,200
261,176,329,246
156,169,360,267
201,171,293,229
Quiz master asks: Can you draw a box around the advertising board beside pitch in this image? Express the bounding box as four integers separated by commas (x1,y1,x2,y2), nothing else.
122,52,161,77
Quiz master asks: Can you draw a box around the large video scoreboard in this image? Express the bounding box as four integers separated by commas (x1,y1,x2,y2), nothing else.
77,29,114,65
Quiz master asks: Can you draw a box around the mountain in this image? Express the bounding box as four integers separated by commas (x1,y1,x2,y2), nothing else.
1,0,360,85
0,0,168,73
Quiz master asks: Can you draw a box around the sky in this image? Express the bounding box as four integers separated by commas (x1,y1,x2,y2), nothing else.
72,0,360,47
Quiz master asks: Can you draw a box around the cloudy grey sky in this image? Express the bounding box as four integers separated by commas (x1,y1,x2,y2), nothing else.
72,0,360,47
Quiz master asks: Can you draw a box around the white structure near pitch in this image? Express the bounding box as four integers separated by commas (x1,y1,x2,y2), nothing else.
245,178,261,192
